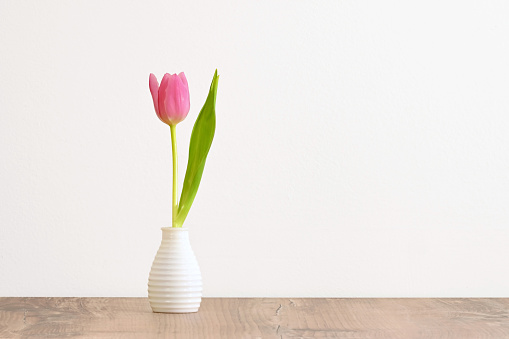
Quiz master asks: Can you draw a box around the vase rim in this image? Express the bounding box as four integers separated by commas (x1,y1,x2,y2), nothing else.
161,227,189,231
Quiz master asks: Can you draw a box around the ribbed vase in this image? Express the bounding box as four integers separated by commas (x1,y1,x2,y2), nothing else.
148,227,202,313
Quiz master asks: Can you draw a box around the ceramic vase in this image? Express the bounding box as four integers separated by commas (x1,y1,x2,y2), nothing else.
148,227,202,313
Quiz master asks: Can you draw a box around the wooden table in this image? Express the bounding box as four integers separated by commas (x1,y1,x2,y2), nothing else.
1,298,508,338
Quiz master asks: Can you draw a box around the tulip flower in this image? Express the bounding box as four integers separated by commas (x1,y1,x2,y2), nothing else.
149,70,219,228
149,72,190,126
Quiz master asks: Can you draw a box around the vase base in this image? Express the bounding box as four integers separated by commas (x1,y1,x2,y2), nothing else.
151,308,199,314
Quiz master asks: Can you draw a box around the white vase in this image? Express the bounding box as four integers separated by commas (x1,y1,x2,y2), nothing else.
148,227,202,313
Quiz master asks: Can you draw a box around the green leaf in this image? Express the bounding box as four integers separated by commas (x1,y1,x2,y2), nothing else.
176,70,219,227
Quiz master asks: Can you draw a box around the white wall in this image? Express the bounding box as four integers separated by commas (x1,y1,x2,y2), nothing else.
1,0,509,297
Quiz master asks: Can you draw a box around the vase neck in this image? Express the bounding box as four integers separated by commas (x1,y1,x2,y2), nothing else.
161,227,189,241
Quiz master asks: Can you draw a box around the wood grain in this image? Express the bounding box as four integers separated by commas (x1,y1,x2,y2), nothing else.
1,298,508,338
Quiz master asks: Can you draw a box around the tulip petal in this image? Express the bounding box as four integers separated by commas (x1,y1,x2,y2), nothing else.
164,74,178,122
149,73,159,114
163,74,190,125
178,72,188,89
178,72,190,119
157,73,171,124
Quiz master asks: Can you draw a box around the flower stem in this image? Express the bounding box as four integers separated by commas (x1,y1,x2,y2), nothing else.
170,124,179,227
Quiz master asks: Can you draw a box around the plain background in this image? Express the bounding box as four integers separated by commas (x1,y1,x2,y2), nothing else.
1,1,508,297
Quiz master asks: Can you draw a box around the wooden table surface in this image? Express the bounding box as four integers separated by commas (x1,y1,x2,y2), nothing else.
1,298,508,338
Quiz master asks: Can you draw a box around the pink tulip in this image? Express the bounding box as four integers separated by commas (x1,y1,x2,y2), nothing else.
149,72,190,126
